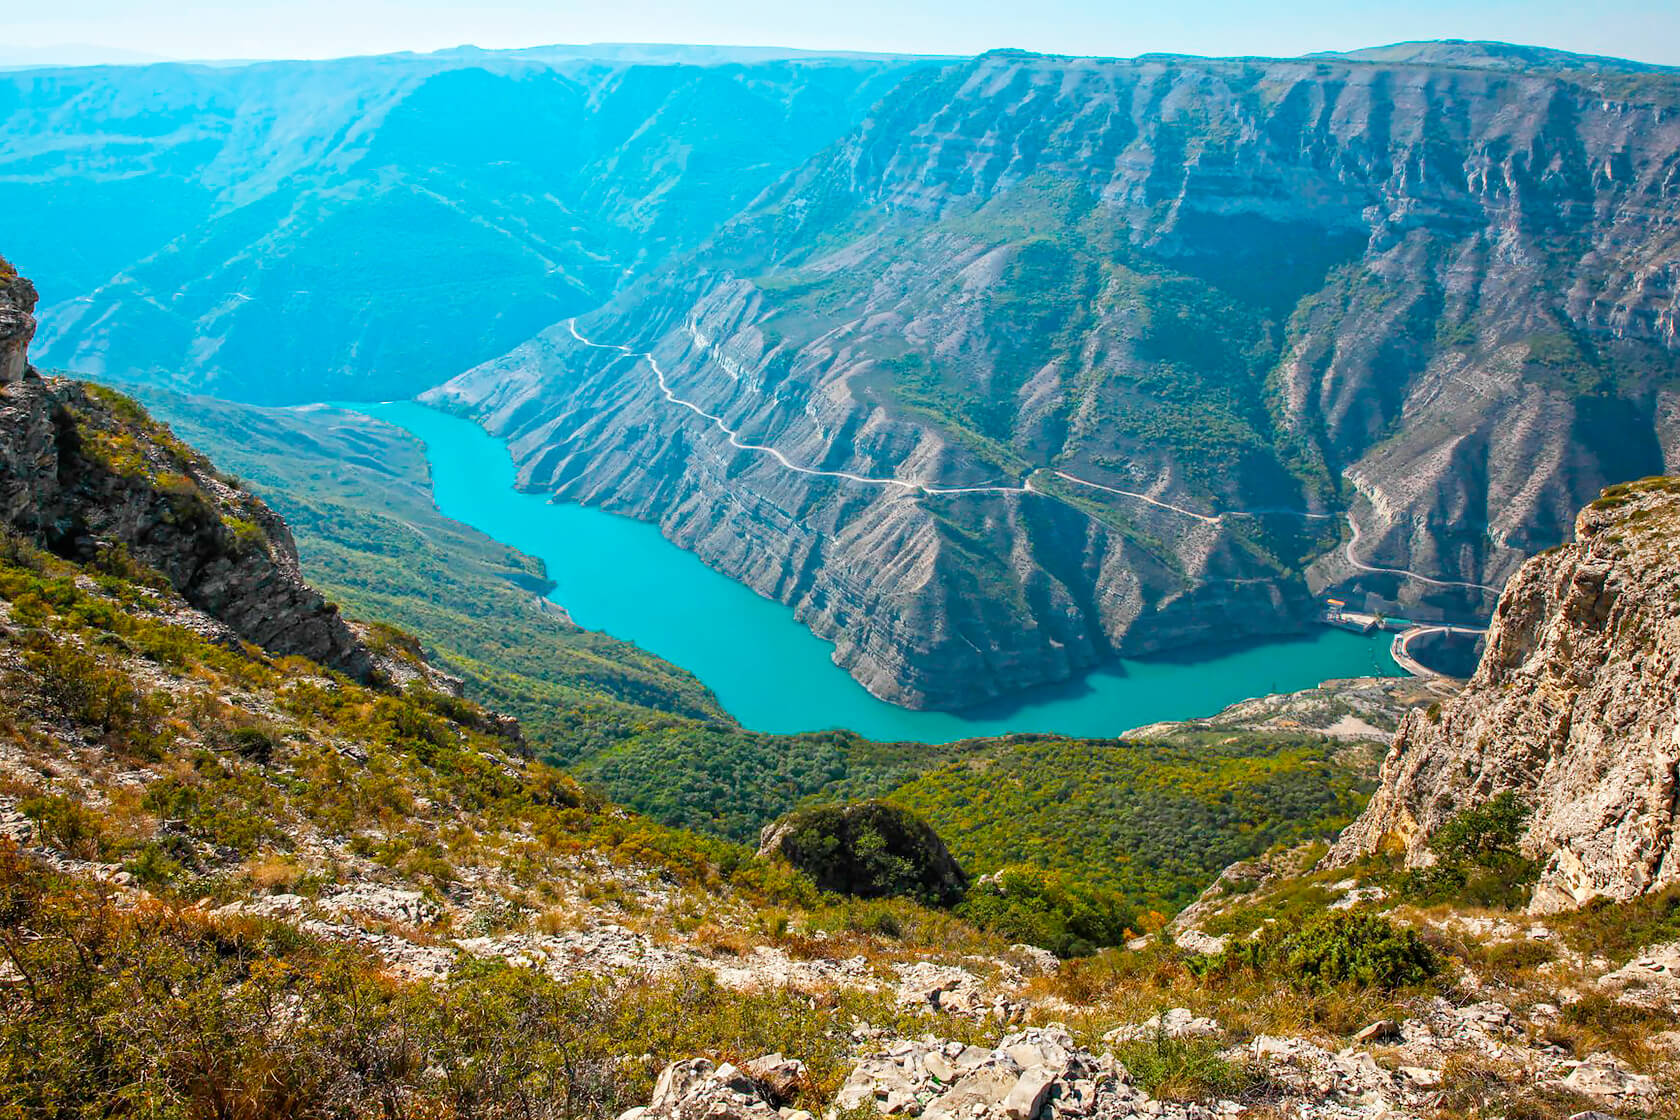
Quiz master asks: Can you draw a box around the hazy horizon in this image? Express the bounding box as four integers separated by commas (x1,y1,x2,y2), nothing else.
5,0,1680,69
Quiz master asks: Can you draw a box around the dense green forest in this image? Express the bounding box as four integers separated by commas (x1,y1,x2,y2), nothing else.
887,733,1375,914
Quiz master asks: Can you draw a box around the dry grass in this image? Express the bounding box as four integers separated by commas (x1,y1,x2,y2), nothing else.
692,921,752,958
246,852,306,891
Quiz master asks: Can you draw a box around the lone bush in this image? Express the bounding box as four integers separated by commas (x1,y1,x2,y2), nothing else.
1397,792,1537,908
956,865,1134,957
758,801,967,907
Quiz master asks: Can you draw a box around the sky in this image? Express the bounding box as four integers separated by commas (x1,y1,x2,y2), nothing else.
4,0,1680,68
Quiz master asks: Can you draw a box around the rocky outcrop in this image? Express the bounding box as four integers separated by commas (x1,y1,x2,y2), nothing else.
0,370,373,678
617,1057,802,1120
0,255,36,385
1328,476,1680,912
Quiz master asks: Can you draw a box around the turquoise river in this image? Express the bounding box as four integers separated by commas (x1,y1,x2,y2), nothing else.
354,402,1402,744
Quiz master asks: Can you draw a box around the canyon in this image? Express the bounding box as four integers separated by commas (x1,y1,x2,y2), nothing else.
428,45,1680,708
7,42,1680,710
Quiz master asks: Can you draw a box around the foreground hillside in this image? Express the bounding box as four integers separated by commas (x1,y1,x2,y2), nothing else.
432,45,1680,711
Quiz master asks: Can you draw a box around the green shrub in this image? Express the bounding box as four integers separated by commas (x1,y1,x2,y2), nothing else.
123,838,191,886
1395,792,1538,908
226,726,280,764
760,801,967,907
956,866,1134,957
17,795,105,860
20,632,163,750
1553,884,1680,964
1109,1036,1256,1102
1433,792,1529,863
1220,911,1439,991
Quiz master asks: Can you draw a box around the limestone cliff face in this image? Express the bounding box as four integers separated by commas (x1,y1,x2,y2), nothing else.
0,255,36,385
1329,477,1680,912
0,259,371,677
0,374,375,678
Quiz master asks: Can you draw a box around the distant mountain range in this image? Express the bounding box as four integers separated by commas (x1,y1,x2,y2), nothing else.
4,47,938,400
0,44,176,70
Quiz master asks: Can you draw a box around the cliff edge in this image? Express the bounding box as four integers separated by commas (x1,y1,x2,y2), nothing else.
0,253,373,678
1329,476,1680,912
0,255,38,384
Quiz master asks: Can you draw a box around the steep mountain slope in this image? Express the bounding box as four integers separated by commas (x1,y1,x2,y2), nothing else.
0,49,934,401
433,47,1680,709
1330,474,1680,913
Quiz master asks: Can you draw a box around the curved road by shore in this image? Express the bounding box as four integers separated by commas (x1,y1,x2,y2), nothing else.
566,319,1501,597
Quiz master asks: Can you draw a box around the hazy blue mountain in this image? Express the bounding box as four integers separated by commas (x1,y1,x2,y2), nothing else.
1311,39,1680,73
1,49,936,401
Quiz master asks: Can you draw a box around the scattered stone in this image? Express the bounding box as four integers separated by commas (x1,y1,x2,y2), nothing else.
629,1057,780,1120
1597,940,1680,1010
1396,1066,1442,1089
322,882,441,926
1352,1020,1399,1044
1327,885,1387,911
746,1053,807,1105
1171,930,1227,956
1008,945,1060,976
1001,1068,1055,1120
1553,1052,1658,1107
1103,1009,1221,1043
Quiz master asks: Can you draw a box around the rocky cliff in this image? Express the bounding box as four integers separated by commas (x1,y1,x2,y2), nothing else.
433,48,1680,709
1329,475,1680,912
0,256,35,385
0,256,372,676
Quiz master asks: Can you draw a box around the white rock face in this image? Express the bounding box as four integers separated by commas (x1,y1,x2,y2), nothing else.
832,1026,1140,1120
1329,479,1680,911
0,260,36,385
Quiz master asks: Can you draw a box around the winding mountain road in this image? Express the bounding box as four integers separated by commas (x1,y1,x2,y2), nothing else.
564,319,1500,597
1340,510,1502,594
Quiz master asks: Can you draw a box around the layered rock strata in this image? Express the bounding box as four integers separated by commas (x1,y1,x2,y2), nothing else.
435,51,1680,709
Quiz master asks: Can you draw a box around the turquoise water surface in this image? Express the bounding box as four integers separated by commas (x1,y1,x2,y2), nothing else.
354,401,1401,743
